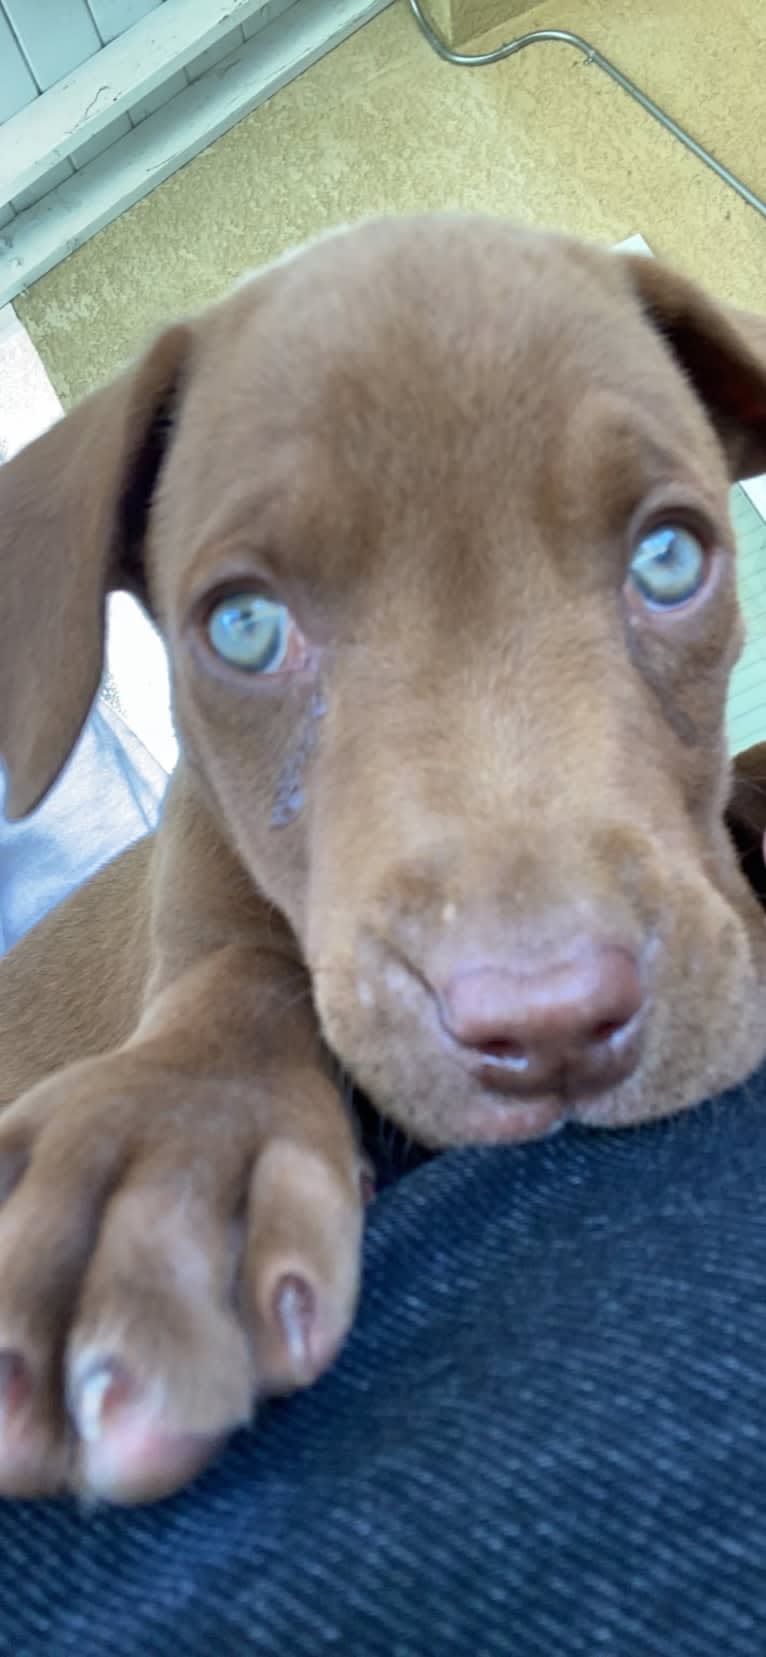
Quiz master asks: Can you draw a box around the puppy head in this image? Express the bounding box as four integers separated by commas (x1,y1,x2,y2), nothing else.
3,215,766,1145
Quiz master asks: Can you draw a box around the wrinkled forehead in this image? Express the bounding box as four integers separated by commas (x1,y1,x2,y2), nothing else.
201,220,668,427
160,221,726,605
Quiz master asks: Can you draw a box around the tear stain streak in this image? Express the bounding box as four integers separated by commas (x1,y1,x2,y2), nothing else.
271,689,327,827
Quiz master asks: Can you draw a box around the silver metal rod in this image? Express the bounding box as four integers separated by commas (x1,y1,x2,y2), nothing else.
408,0,766,224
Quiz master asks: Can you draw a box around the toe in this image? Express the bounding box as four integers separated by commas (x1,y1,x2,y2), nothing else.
245,1140,364,1393
70,1358,226,1503
65,1169,255,1499
0,1118,119,1496
0,1348,71,1496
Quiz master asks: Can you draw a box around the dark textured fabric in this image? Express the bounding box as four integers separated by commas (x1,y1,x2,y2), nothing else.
2,1070,766,1655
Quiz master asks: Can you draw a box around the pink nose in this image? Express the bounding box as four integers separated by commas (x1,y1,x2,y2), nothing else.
439,944,643,1098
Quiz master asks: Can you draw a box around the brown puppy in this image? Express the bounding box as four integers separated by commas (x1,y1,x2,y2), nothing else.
1,215,766,1504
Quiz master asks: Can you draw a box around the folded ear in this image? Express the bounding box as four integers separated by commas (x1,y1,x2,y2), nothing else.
624,254,766,483
0,324,192,820
727,743,766,905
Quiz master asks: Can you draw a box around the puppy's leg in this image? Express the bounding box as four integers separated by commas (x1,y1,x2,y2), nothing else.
0,774,363,1502
0,836,154,1101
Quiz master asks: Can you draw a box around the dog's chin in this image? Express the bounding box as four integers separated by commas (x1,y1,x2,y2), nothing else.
341,1054,617,1149
376,1074,647,1148
452,1093,570,1144
343,1026,766,1151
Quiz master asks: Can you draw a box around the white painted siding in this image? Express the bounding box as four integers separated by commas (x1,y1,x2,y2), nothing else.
88,0,163,44
0,0,392,305
3,0,101,92
0,9,37,121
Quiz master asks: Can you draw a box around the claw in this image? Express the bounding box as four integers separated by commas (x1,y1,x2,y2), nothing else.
273,1274,316,1383
71,1358,135,1444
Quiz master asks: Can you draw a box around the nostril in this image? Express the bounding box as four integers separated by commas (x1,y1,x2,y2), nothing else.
481,1038,526,1062
589,1019,626,1045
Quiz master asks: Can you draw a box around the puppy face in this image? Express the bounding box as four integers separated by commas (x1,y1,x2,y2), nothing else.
145,217,766,1145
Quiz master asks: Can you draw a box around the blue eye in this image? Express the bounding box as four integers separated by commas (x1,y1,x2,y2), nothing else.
629,525,706,608
207,593,291,672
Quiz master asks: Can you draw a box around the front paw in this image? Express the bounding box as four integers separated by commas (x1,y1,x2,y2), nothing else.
0,1056,364,1502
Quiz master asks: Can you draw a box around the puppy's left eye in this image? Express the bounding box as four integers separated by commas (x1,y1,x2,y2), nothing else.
629,525,706,608
207,592,302,673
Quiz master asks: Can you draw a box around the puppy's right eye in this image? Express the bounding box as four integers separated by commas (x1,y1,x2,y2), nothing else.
628,525,707,608
207,592,302,673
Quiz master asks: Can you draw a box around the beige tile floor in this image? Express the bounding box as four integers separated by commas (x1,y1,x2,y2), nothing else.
14,0,766,407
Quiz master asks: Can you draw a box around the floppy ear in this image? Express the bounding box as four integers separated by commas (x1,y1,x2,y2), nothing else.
0,324,192,820
727,743,766,906
624,255,766,483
